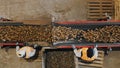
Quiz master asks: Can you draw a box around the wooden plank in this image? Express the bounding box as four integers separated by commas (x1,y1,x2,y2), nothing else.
88,0,101,2
88,12,101,13
101,4,113,6
95,57,104,61
87,18,98,20
93,61,103,64
75,50,104,68
74,56,79,68
88,15,101,17
89,9,100,10
88,10,101,12
88,7,101,9
102,3,113,5
101,1,113,2
88,10,113,13
102,0,113,1
34,59,42,62
102,9,113,10
78,62,103,68
89,12,101,13
98,51,104,53
102,10,113,13
98,55,104,58
88,16,108,19
88,10,113,12
87,17,99,19
78,61,103,65
101,12,113,14
88,2,100,4
98,52,104,55
88,4,101,6
115,0,120,20
87,16,101,18
87,0,114,20
88,15,100,17
102,1,113,3
88,1,101,2
102,5,113,7
88,13,101,15
102,7,113,9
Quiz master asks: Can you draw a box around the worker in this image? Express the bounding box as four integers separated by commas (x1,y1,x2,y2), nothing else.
0,16,12,21
52,16,56,23
16,44,38,59
97,13,111,21
72,45,98,62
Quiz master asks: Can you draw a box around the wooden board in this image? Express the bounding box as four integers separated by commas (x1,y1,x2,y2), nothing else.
75,51,104,68
115,0,120,20
87,0,114,20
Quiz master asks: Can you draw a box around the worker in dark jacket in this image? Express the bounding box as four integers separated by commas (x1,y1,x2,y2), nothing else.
72,45,98,62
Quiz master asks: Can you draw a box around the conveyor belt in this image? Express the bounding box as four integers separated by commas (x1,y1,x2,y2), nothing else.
53,22,120,46
0,22,52,43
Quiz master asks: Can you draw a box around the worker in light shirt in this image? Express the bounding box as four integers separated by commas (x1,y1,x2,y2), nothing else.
72,45,98,62
16,44,38,59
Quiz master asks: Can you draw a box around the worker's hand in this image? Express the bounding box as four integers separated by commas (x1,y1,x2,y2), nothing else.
72,45,76,50
93,47,98,58
28,49,36,58
34,44,38,48
95,44,98,48
74,49,82,57
16,42,19,45
16,46,20,52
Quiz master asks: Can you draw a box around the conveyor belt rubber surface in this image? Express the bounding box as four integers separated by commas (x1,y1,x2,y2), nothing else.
52,22,120,46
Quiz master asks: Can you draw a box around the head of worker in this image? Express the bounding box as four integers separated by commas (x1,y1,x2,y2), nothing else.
81,47,98,62
16,46,26,58
16,46,36,59
17,50,26,58
74,47,98,62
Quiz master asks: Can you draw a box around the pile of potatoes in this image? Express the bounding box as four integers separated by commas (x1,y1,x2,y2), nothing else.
52,26,83,42
52,25,120,43
0,25,52,43
83,25,120,43
0,24,119,43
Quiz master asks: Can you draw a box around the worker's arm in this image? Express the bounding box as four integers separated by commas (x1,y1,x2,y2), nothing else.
28,49,36,58
74,49,82,57
72,45,82,57
72,45,76,50
16,46,20,51
93,47,98,58
16,49,26,58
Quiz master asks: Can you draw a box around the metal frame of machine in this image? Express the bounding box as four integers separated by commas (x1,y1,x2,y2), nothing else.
0,21,119,49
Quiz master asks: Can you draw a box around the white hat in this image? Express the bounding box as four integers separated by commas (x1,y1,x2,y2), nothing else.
16,49,26,58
